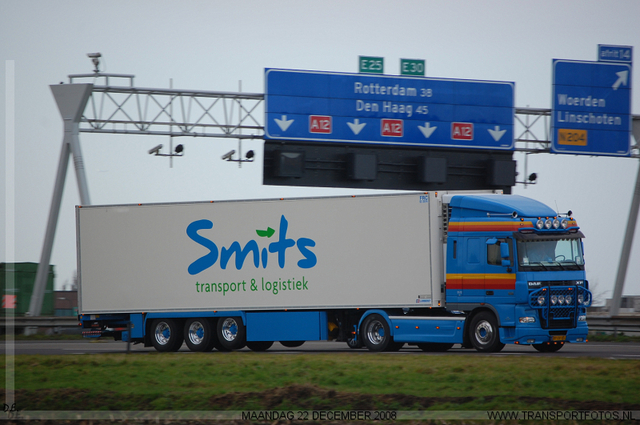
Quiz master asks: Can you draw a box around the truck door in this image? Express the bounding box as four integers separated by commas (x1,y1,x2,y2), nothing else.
485,238,516,312
460,237,485,304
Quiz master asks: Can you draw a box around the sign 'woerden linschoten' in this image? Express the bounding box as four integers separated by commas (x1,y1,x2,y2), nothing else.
552,59,631,157
264,69,514,151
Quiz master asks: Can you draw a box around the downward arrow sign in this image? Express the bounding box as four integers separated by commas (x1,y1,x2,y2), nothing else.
488,125,507,141
418,122,437,138
347,118,366,135
274,115,294,131
612,70,629,90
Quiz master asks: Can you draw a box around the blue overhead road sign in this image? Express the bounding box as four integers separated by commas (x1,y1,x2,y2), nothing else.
552,60,631,156
264,69,514,150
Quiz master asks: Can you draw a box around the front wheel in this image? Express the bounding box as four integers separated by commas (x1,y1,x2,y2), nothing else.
151,319,183,352
217,317,246,350
533,342,565,352
361,314,393,352
469,312,505,353
280,341,305,348
418,343,454,352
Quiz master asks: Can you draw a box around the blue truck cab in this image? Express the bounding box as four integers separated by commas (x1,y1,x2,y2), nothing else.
443,194,592,352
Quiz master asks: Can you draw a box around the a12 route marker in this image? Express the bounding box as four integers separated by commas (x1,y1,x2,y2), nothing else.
309,115,332,134
452,122,473,140
381,119,403,137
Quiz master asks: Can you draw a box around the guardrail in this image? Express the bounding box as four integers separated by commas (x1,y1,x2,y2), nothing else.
1,316,639,336
1,316,79,330
587,316,640,336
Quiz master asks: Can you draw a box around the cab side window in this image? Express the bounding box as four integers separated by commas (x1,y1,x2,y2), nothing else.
487,243,501,266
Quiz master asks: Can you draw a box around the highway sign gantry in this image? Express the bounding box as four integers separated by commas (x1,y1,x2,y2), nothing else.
264,69,514,150
552,59,632,156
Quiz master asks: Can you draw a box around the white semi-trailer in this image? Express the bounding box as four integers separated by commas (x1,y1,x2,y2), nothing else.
77,192,591,353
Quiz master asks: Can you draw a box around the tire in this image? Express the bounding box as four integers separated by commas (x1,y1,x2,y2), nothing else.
280,340,305,348
151,319,183,352
533,342,565,353
184,318,216,352
469,312,505,353
216,316,246,350
346,336,364,349
361,314,393,352
247,341,274,351
418,343,454,352
385,342,405,352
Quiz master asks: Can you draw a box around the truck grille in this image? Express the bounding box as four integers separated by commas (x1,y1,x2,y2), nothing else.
528,286,591,330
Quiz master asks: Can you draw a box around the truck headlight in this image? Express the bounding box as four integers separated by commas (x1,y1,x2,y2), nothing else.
565,295,573,305
578,294,584,304
551,295,558,305
537,296,546,305
536,219,544,229
558,295,565,305
519,317,536,323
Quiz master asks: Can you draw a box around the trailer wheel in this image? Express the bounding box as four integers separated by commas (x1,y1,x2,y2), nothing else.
362,314,393,352
280,341,305,348
469,312,505,352
533,342,564,353
217,317,246,350
247,341,274,351
184,318,216,352
346,336,364,349
151,319,183,352
418,343,454,352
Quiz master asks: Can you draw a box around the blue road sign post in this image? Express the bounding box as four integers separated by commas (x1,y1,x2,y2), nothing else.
552,60,632,157
264,69,514,150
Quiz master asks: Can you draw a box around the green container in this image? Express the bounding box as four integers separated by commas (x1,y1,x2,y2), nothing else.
0,263,55,316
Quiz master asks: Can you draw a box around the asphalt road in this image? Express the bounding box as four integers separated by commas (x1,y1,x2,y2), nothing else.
2,339,639,358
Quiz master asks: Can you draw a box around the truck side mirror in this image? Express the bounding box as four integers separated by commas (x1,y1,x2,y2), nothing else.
500,242,511,267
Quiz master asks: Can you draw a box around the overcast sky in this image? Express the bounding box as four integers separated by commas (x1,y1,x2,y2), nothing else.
1,0,639,305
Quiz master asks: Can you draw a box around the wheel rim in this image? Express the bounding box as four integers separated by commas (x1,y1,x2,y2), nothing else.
366,320,385,345
474,320,494,345
154,321,171,346
221,318,239,342
188,321,205,345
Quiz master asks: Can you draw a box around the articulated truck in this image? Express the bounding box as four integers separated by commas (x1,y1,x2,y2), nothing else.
77,191,592,353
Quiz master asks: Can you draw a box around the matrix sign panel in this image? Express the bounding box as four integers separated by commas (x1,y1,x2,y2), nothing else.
265,69,514,150
552,60,631,156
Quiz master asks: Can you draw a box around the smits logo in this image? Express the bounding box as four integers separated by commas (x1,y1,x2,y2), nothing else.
186,215,317,275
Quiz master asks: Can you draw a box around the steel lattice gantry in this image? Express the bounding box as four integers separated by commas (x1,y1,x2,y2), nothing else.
29,75,265,316
29,76,640,317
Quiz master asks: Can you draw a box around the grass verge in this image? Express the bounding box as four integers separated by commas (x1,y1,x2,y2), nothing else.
3,352,640,412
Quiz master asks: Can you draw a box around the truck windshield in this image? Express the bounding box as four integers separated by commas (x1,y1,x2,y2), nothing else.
516,238,584,271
